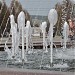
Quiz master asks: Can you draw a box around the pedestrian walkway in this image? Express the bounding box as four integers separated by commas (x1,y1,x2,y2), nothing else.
0,68,74,75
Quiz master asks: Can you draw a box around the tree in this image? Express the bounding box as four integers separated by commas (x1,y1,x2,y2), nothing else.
55,0,73,36
0,0,32,37
0,1,2,9
55,3,62,35
0,1,9,37
9,0,31,24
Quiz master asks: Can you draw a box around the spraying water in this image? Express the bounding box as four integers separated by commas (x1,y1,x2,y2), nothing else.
63,21,69,49
48,9,58,65
25,21,32,53
10,15,17,58
41,22,48,52
17,11,25,60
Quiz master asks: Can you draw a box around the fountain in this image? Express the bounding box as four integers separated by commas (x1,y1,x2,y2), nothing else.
4,15,18,59
62,21,69,49
10,15,16,58
4,41,12,59
25,21,33,54
48,9,58,66
17,11,27,62
1,9,74,72
40,22,48,52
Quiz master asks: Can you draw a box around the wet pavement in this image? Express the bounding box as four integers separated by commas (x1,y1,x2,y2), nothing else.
0,68,74,75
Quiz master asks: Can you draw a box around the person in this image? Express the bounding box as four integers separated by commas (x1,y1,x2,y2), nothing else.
68,19,75,40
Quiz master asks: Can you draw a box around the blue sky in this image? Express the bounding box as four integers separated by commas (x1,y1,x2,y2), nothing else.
0,0,63,16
